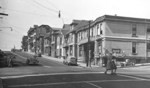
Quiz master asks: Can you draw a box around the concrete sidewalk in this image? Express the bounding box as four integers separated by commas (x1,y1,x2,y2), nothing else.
25,52,99,68
25,52,150,68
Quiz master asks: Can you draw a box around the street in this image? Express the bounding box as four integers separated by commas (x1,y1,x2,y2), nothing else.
1,51,150,88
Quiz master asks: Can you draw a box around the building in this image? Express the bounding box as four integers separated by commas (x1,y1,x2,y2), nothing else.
56,24,70,59
75,15,150,66
36,25,52,54
50,27,61,57
63,20,90,64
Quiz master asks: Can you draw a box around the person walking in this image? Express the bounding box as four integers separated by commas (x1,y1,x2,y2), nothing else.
111,58,117,74
104,53,113,75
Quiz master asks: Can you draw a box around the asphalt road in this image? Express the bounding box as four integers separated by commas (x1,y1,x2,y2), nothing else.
2,72,150,88
1,51,150,88
12,51,67,67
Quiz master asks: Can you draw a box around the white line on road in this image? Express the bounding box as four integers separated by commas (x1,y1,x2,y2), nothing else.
118,74,147,80
0,72,104,79
85,81,103,88
8,79,145,88
43,66,52,68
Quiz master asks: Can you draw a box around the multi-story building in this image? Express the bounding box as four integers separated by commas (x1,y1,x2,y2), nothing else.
50,27,61,57
75,15,150,66
63,20,90,62
56,24,70,59
36,25,51,54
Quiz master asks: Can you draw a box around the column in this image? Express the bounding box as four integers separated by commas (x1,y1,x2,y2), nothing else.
73,45,75,57
94,40,99,65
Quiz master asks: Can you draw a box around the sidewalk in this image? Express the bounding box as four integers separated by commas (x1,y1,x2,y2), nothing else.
25,52,98,68
25,52,150,68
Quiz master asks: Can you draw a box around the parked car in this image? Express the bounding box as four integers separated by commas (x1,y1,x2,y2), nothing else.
117,59,135,67
0,52,16,67
26,55,39,65
63,56,77,66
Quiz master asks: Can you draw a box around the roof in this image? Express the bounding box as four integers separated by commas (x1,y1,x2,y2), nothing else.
93,15,150,25
52,27,61,31
66,20,91,34
63,24,70,29
61,30,70,35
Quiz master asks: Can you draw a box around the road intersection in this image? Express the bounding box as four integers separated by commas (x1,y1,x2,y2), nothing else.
1,51,150,88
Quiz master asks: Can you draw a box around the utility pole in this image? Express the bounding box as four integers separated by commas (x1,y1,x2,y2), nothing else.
88,21,91,67
145,19,149,63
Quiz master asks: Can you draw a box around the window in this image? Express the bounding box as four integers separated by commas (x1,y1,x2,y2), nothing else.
70,46,73,55
132,42,136,54
60,37,62,45
100,24,103,34
79,46,82,56
132,24,137,37
147,43,150,52
97,24,100,35
147,26,150,33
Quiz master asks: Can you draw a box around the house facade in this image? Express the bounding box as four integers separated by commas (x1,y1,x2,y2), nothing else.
63,20,90,62
50,28,61,57
56,25,70,59
75,15,150,66
25,15,150,66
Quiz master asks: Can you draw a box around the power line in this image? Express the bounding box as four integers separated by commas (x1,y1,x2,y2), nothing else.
32,0,58,14
2,21,26,35
44,0,59,10
2,7,56,17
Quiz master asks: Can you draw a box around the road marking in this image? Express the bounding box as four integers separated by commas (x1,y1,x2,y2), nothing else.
0,72,104,79
43,66,52,68
8,79,144,88
118,74,147,80
85,82,103,88
1,71,148,81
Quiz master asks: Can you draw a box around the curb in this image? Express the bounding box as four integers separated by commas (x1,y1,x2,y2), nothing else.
0,78,3,88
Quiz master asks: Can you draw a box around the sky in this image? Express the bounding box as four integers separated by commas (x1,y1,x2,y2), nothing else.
0,0,150,51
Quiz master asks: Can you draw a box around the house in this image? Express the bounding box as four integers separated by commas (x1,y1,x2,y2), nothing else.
63,20,90,64
36,25,51,54
50,27,61,57
56,24,70,59
75,15,150,66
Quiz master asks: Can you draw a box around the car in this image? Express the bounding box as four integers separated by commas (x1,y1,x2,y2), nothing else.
26,55,39,65
63,56,77,66
117,59,135,67
0,52,16,67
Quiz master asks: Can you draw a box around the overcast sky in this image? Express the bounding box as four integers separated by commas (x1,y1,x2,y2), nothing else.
0,0,150,51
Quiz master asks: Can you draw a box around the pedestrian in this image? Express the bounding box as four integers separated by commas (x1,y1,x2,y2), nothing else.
104,53,113,75
111,58,117,74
